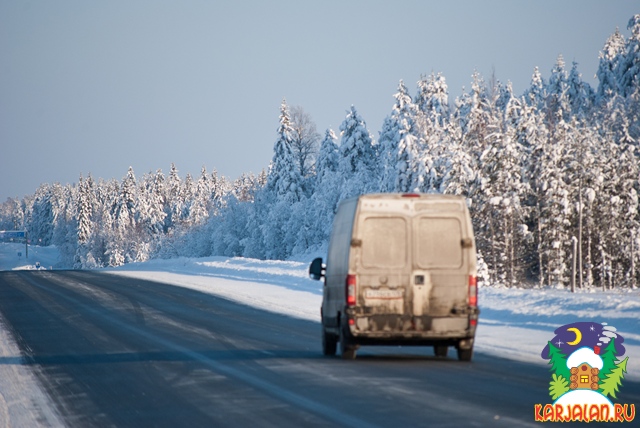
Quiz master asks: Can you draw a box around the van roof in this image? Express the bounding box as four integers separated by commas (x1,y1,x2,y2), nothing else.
357,193,466,202
340,193,469,214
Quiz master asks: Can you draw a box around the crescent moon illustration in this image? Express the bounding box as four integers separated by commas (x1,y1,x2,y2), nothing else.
567,327,582,346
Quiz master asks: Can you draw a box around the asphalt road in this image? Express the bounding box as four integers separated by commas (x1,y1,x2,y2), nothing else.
0,271,637,427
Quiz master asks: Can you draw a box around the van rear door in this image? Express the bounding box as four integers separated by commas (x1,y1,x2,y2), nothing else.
413,214,469,332
354,209,470,333
355,215,410,329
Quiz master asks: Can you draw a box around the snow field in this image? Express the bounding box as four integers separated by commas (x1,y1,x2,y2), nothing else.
0,242,59,272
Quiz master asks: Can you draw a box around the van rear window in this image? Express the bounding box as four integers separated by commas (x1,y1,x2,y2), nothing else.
417,217,463,269
361,217,406,268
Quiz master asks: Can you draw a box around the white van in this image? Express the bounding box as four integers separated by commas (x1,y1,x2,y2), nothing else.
309,193,479,360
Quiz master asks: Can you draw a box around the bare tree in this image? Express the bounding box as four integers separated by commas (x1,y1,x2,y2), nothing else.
289,105,321,178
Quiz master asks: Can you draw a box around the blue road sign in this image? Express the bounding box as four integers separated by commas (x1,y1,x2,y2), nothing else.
0,230,26,239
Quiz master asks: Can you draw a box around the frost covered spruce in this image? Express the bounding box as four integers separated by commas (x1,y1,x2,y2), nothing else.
2,15,640,290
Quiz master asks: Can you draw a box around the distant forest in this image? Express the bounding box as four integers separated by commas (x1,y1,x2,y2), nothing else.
2,15,640,289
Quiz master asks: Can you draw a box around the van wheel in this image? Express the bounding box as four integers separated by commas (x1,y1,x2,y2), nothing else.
457,345,473,362
322,328,337,356
340,325,357,360
434,345,448,358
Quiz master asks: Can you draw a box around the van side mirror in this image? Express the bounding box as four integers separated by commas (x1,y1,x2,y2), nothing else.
309,257,325,280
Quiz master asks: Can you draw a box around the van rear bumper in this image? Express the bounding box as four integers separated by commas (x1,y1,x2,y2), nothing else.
346,314,476,345
348,332,474,348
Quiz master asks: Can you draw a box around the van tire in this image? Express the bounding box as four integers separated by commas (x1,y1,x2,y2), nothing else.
434,345,448,358
322,328,338,356
339,324,357,360
457,345,473,362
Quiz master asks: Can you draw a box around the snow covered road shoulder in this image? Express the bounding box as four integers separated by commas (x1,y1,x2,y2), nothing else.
0,312,64,427
107,257,323,322
107,256,640,380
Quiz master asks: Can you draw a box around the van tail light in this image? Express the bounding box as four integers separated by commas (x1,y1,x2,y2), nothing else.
401,193,420,198
468,275,477,307
346,274,357,307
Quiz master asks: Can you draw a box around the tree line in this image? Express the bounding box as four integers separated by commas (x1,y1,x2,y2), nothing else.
1,15,639,289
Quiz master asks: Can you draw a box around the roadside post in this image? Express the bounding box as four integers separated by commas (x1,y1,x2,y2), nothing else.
571,236,577,293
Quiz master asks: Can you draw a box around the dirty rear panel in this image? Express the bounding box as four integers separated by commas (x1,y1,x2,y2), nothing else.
348,195,475,342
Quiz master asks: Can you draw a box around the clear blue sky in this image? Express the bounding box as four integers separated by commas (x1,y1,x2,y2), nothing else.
1,1,638,202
